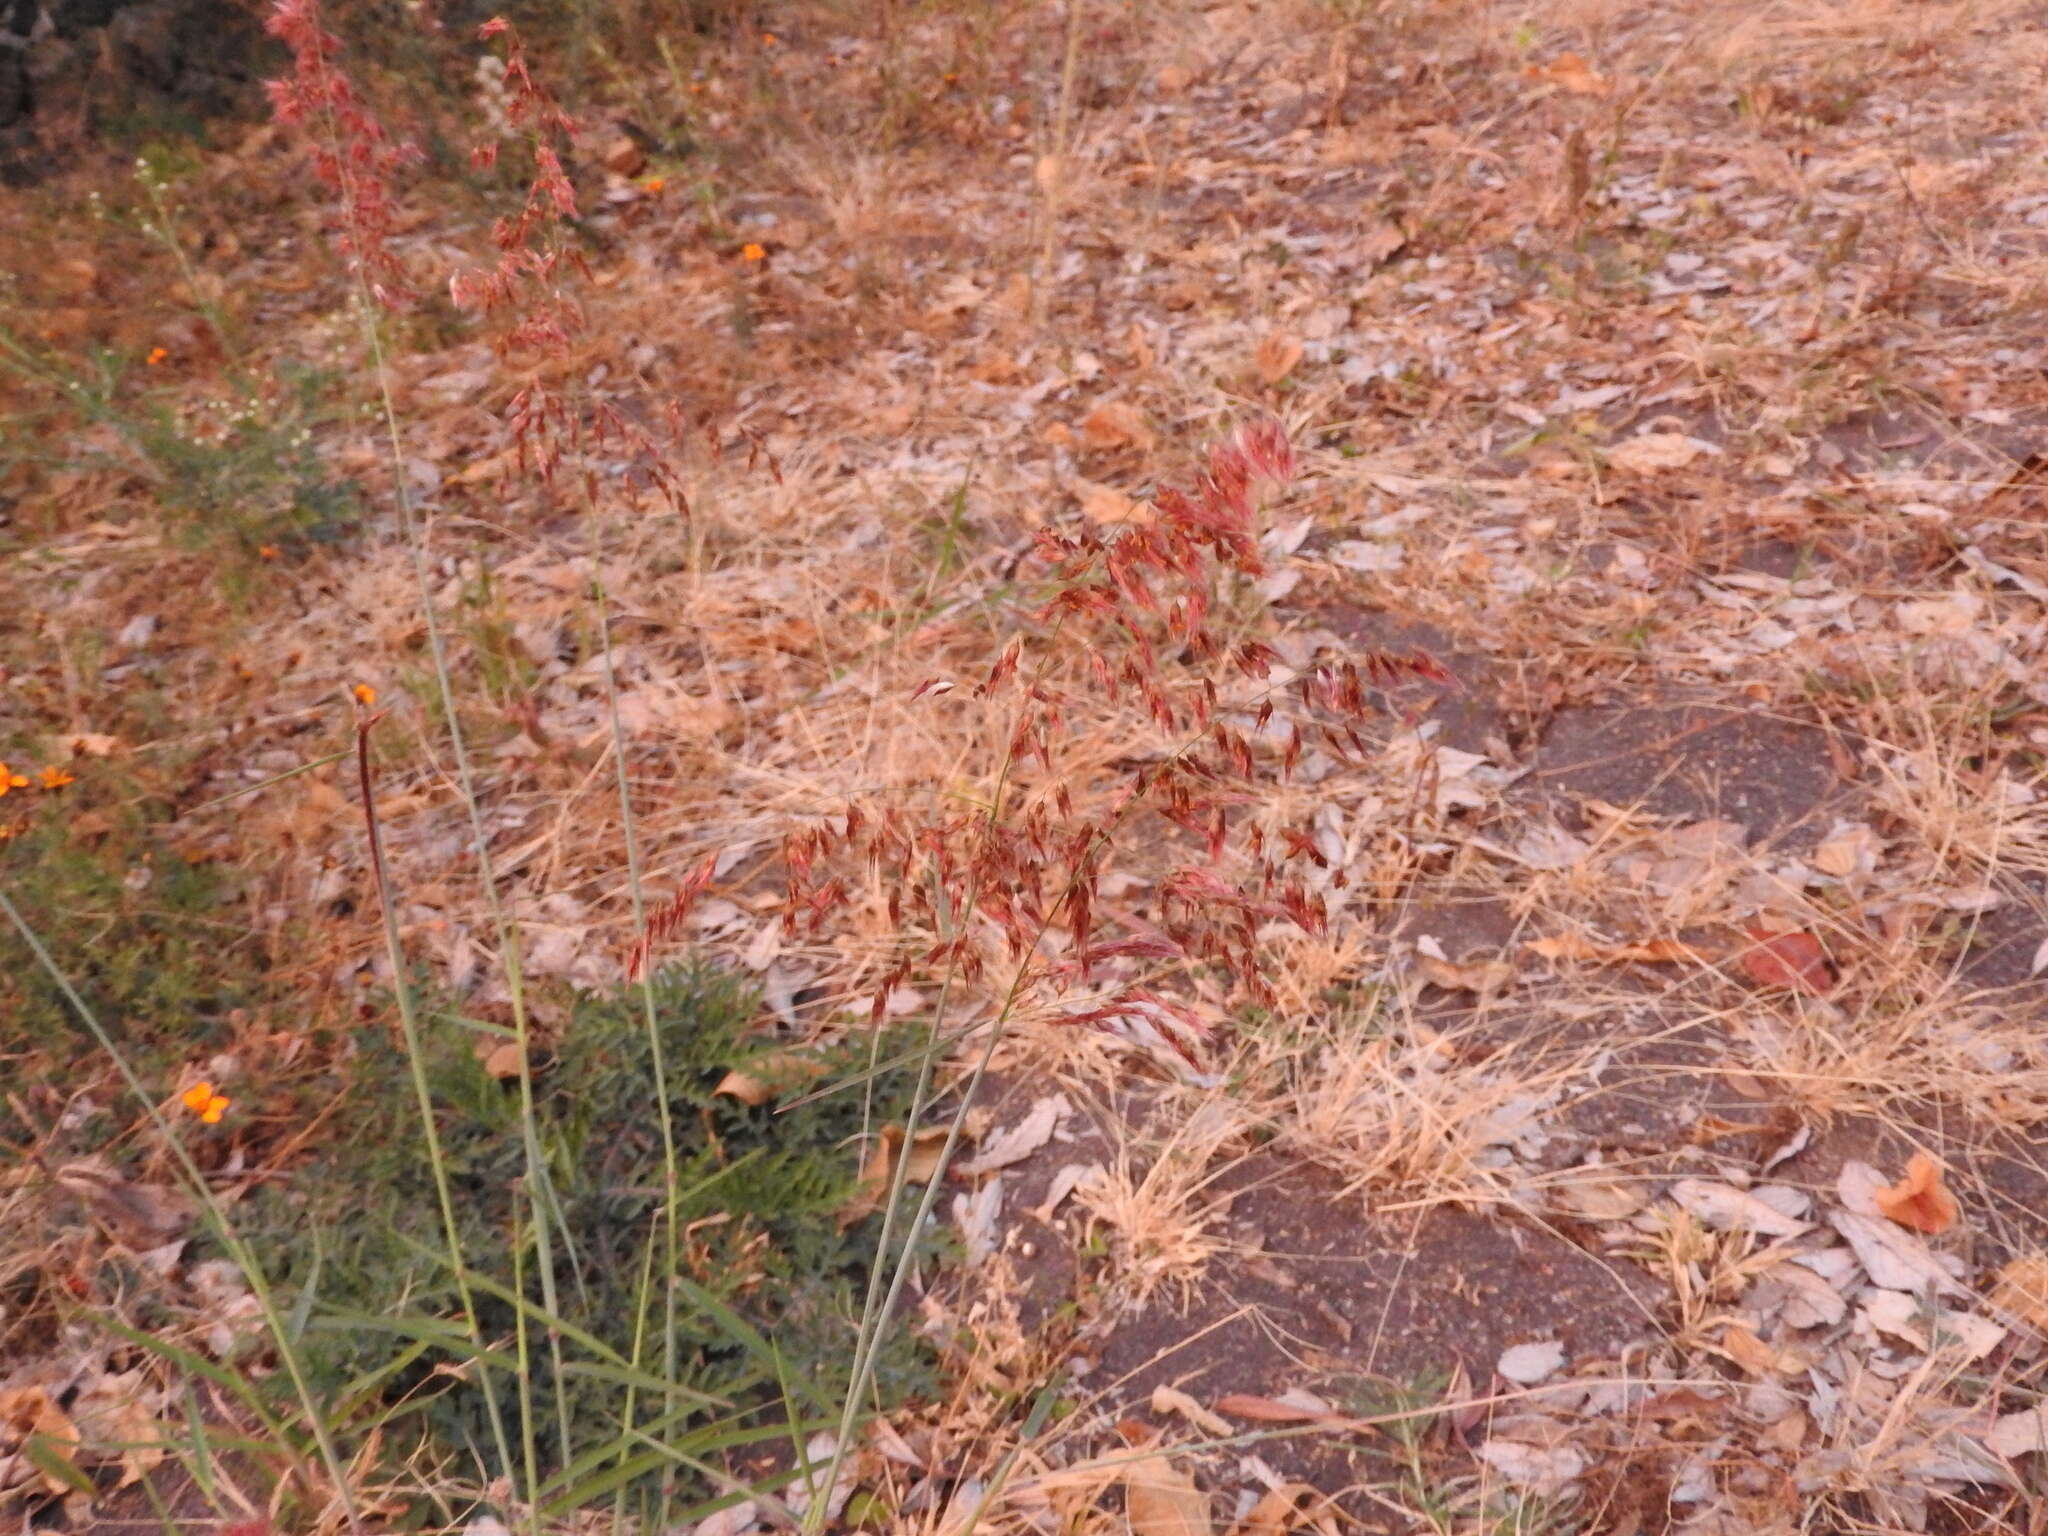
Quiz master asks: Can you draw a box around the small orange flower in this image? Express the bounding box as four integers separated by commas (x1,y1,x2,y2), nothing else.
352,683,377,707
643,176,665,194
38,766,74,790
181,1082,230,1124
145,347,169,367
0,763,27,797
741,242,766,262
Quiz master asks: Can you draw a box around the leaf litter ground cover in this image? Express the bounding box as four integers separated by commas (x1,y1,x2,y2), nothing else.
4,0,2048,1532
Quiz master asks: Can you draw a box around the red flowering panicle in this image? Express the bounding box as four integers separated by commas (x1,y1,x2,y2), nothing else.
715,420,1453,1061
625,855,719,982
448,16,586,353
446,17,692,517
264,0,420,308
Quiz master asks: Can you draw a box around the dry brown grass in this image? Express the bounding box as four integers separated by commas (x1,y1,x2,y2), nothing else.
7,0,2048,1527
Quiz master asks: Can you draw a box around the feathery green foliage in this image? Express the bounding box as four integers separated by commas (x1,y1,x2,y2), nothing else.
236,964,937,1496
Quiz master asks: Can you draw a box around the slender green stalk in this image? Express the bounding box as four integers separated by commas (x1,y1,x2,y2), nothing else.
0,885,362,1533
352,710,517,1489
276,19,569,1510
805,701,1037,1534
613,1216,662,1534
586,522,690,1534
135,168,241,367
508,1190,543,1519
351,274,575,1535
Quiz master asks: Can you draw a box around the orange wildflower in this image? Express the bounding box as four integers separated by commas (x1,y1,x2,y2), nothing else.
181,1082,230,1124
352,683,377,706
0,763,27,796
741,242,766,262
38,766,74,790
643,176,665,194
145,347,169,367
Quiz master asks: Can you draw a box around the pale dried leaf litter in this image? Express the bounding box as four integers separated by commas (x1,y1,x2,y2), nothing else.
11,0,2048,1527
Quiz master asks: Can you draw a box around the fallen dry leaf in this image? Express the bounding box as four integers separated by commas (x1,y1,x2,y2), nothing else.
1721,1323,1803,1377
1829,1210,1968,1296
67,1371,165,1491
600,131,645,176
1989,1253,2048,1329
1543,1169,1650,1222
1988,1405,2048,1459
0,1385,84,1497
1669,1178,1809,1237
1861,1289,1982,1356
1074,478,1148,526
1836,1160,1889,1215
1213,1391,1350,1426
1124,1452,1211,1536
1475,1437,1585,1495
712,1050,828,1107
53,1158,192,1245
1414,952,1514,994
1813,821,1883,879
1149,1385,1233,1439
839,1124,954,1227
1873,1150,1960,1236
1361,218,1407,266
1229,1484,1321,1536
1523,50,1610,96
1768,1259,1850,1329
1738,926,1835,995
1081,399,1156,454
713,1069,774,1107
1252,331,1303,386
961,1093,1069,1176
1496,1340,1565,1385
1526,933,1707,966
1761,1408,1810,1453
1604,431,1717,474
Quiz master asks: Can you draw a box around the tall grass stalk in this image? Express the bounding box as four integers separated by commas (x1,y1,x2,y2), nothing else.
350,706,518,1494
587,513,690,1533
264,0,565,1517
0,886,363,1532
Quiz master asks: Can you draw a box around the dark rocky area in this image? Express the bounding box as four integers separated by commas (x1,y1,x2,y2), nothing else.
1,0,264,179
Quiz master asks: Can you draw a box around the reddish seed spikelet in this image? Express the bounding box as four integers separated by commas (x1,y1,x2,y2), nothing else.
445,17,694,520
645,420,1446,1063
263,0,419,308
625,855,719,982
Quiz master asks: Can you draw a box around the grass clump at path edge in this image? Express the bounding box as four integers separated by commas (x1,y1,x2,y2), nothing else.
236,963,937,1516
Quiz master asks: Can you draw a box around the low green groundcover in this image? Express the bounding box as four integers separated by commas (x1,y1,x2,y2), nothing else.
239,964,935,1514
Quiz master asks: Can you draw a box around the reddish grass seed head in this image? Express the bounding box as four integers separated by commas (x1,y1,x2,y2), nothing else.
264,0,419,309
446,20,693,518
624,854,719,982
675,419,1445,1055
